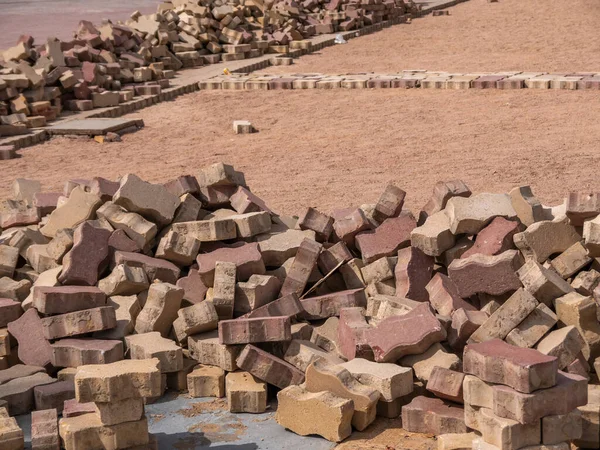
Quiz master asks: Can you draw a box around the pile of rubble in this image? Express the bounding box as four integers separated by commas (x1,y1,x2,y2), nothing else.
0,0,417,136
0,164,600,449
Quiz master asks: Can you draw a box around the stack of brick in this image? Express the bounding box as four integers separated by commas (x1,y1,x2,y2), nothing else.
0,0,418,134
59,358,161,450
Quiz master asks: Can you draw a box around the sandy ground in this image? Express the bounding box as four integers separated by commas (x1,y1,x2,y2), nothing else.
269,0,600,74
5,88,600,216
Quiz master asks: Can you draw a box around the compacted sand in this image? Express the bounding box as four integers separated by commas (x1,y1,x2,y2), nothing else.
6,88,600,216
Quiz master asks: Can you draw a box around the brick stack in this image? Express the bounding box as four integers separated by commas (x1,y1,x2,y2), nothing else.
0,0,418,134
59,358,161,450
1,163,600,448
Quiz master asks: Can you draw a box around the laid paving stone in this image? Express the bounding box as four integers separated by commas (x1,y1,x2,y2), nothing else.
337,307,372,360
465,404,541,450
402,396,466,435
505,303,558,348
218,316,291,344
0,372,56,415
225,371,267,413
514,216,581,263
276,385,353,442
305,360,380,431
279,238,322,297
113,173,180,226
300,288,367,320
468,288,539,343
41,306,116,339
536,326,587,369
464,339,558,393
448,250,523,298
426,273,476,316
235,274,281,315
445,193,517,235
52,338,123,367
541,410,583,445
172,301,218,342
236,344,304,389
31,408,59,450
32,286,106,315
493,371,587,424
426,367,464,403
135,282,183,337
187,364,225,398
550,242,591,279
126,332,183,373
356,213,416,263
196,242,265,286
366,302,445,362
517,259,574,307
7,309,54,369
40,187,102,238
93,397,144,426
283,339,344,372
394,246,433,301
34,380,75,412
74,358,162,403
188,329,241,372
96,201,157,249
400,342,462,382
339,358,413,402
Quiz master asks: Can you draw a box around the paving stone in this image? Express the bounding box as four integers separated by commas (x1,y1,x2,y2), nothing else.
426,367,464,403
46,229,74,262
332,208,371,249
337,307,372,360
32,286,106,315
225,371,267,413
245,292,303,319
426,273,477,316
550,241,591,279
446,193,517,235
437,433,479,450
448,308,488,351
0,406,24,450
366,294,420,324
0,364,45,385
209,261,235,320
366,303,446,363
187,364,225,398
305,360,379,431
218,316,291,344
514,216,581,263
420,180,472,224
230,186,273,215
276,385,353,442
356,213,416,263
31,408,59,450
318,241,353,275
517,259,574,307
173,301,218,342
75,358,162,403
463,339,558,393
135,282,183,337
176,269,208,306
61,399,95,418
461,217,520,259
393,247,433,301
297,207,334,242
34,380,75,412
509,186,544,227
126,332,183,373
58,413,149,450
58,222,111,286
186,323,241,366
339,358,413,402
402,396,466,435
0,328,11,357
0,246,19,279
554,291,600,360
448,250,523,298
197,162,246,188
7,309,53,369
196,242,265,286
310,316,341,353
96,201,157,249
236,344,305,389
505,303,558,348
536,326,587,369
52,338,123,367
235,274,281,315
572,269,600,295
41,306,116,339
256,229,316,267
0,372,56,415
573,384,600,448
468,288,539,343
26,245,60,274
40,187,102,238
283,339,344,371
300,289,367,320
463,374,494,409
107,229,141,264
372,184,406,223
493,370,587,424
93,397,144,426
582,215,600,257
541,410,582,445
0,298,21,328
114,251,181,284
565,192,600,226
400,342,462,382
279,238,322,297
411,211,456,257
98,264,149,296
0,277,31,302
464,404,541,450
113,173,180,226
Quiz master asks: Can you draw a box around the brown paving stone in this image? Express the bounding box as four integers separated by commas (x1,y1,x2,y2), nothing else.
196,242,265,286
355,213,416,263
300,288,367,320
7,309,53,370
402,396,466,435
337,307,372,360
32,286,106,315
395,246,433,301
218,316,291,344
236,344,305,389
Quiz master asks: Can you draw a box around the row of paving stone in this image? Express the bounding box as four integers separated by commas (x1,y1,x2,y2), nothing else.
1,165,600,449
200,71,600,90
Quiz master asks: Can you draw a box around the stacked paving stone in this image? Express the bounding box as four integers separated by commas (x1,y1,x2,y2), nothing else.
1,165,600,449
0,0,416,135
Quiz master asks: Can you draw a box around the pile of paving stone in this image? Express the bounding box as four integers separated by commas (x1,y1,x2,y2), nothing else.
1,164,600,449
0,0,417,137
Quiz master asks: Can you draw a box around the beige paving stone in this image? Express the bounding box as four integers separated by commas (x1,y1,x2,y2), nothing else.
171,217,237,242
172,301,218,342
514,216,581,263
212,261,236,319
400,342,462,382
517,259,573,306
410,211,455,256
446,193,517,235
125,332,183,373
187,330,241,372
235,274,281,315
40,187,102,238
135,282,184,337
505,303,558,348
187,364,225,398
225,371,267,413
98,265,149,297
155,231,200,266
339,358,413,401
93,397,144,426
96,201,157,249
550,242,591,279
554,291,600,360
